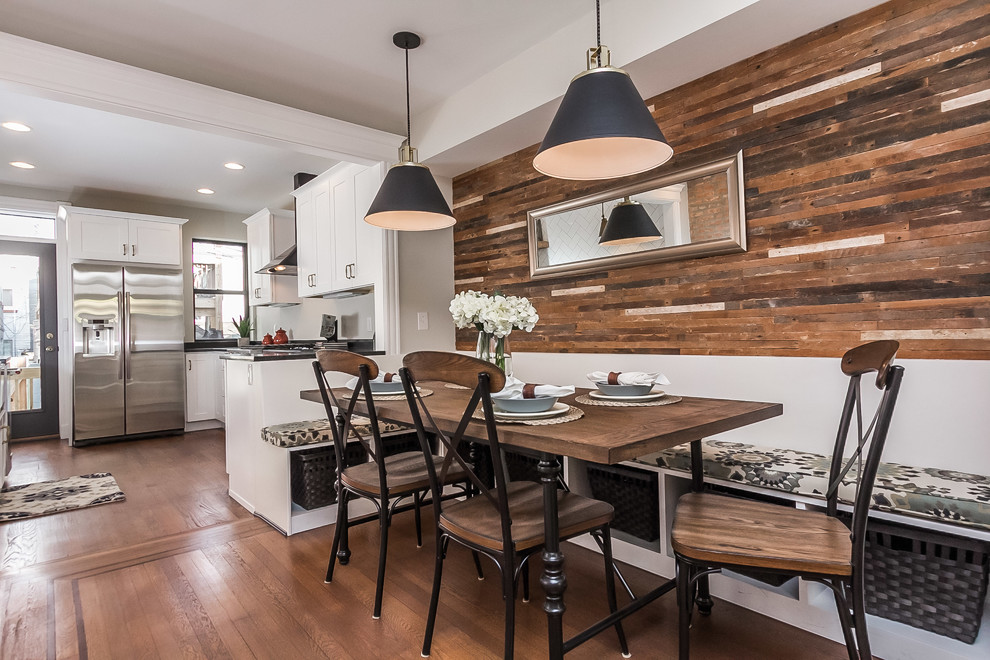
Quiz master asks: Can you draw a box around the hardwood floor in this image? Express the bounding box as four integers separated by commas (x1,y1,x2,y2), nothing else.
1,431,853,658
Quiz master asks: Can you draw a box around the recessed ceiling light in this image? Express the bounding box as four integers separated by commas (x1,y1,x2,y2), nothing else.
197,188,215,195
2,121,31,132
224,162,244,170
10,161,35,169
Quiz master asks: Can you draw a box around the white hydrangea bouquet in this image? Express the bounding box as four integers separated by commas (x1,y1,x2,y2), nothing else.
449,290,539,374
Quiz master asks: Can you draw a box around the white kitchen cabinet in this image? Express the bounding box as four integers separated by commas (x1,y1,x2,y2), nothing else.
293,162,385,297
185,352,218,422
64,206,185,266
215,358,226,423
244,209,300,307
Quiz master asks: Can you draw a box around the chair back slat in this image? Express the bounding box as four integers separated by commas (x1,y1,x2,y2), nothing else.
399,352,515,554
824,341,905,565
312,350,388,486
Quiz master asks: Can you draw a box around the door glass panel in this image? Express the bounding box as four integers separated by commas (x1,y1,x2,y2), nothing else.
194,293,246,339
0,253,42,410
0,212,56,240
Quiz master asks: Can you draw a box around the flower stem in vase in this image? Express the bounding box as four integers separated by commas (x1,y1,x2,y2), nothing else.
476,332,512,376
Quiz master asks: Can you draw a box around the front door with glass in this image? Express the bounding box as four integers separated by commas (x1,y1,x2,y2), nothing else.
0,240,59,439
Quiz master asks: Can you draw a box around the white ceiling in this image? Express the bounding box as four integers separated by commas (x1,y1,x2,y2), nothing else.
0,0,887,215
0,88,338,213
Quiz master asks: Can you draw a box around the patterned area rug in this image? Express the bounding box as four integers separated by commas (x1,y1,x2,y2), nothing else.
0,473,125,522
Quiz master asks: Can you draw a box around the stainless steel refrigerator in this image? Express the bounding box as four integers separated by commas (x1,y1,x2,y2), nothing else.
72,264,185,445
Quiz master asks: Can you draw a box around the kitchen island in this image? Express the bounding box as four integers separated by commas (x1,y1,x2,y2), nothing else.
221,348,392,535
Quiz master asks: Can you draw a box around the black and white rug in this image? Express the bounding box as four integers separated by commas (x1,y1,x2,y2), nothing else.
0,473,125,522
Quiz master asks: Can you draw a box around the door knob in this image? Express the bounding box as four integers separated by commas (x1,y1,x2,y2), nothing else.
46,332,54,339
45,346,55,352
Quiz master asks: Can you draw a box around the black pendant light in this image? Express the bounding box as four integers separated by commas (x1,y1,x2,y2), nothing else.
598,202,608,237
365,32,455,231
534,1,673,181
599,197,663,246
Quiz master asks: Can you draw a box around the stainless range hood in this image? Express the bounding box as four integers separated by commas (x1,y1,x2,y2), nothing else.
258,245,297,275
258,172,315,276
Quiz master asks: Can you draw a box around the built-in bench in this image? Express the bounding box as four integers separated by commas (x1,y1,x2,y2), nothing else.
632,439,990,531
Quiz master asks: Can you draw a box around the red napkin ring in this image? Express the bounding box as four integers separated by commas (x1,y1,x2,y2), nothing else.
607,371,621,385
383,373,395,382
522,383,543,399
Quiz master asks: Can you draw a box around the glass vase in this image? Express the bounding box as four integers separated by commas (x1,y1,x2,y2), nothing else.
476,331,512,376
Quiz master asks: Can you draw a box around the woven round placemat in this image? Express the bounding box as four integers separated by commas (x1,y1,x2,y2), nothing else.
357,388,432,401
472,405,584,426
573,394,682,407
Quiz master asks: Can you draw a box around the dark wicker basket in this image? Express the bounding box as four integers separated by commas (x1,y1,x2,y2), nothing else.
864,519,989,643
290,443,367,510
381,431,434,457
587,463,660,542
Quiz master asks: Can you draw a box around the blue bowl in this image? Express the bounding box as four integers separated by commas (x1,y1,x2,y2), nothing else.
493,396,558,413
594,382,654,396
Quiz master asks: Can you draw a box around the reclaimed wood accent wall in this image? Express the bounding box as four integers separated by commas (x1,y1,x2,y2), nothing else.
450,0,990,359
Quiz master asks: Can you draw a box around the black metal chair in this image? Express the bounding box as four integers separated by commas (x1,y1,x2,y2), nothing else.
398,351,630,659
313,349,471,619
670,340,905,659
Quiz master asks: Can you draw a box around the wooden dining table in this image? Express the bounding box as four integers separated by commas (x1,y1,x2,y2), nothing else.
300,384,783,659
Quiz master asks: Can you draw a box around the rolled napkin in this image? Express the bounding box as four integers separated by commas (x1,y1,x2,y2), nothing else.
491,376,575,400
345,372,399,389
586,371,671,386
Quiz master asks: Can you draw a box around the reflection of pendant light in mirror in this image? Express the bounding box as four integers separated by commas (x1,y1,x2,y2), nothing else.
598,202,608,237
533,0,673,181
365,32,455,231
599,197,663,246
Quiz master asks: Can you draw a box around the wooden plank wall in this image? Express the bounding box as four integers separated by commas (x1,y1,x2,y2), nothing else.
450,0,990,359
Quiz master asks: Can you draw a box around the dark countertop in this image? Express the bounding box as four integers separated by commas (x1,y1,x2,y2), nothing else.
218,339,381,361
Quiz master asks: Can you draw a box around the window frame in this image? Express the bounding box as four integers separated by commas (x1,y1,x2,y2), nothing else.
191,238,248,342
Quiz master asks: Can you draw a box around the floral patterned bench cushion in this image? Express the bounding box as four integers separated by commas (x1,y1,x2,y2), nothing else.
632,440,990,532
261,417,410,448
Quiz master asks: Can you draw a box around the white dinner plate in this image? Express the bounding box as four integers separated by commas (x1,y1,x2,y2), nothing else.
493,402,570,420
588,388,666,402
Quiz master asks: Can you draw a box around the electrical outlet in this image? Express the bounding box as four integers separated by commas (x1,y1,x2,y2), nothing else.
366,317,374,333
417,312,429,330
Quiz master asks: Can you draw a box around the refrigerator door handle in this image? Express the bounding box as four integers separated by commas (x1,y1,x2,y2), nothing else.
117,292,125,381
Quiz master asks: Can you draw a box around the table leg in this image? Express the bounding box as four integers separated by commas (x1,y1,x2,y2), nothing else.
690,439,713,616
539,452,566,660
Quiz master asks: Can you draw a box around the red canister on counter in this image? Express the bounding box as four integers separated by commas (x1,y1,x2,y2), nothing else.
273,328,289,344
262,333,274,345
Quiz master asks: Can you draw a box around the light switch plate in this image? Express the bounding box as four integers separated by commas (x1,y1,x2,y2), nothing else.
417,312,429,330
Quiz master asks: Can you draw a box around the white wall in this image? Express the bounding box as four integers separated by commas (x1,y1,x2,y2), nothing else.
509,352,990,475
397,228,456,353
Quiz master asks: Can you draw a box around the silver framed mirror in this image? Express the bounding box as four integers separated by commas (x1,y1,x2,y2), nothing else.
527,151,746,280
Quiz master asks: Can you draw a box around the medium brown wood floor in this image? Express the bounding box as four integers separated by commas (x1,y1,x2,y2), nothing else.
1,431,853,659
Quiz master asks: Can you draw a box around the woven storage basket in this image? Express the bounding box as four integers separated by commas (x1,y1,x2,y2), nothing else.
865,519,989,643
587,463,660,542
381,431,434,457
290,443,368,510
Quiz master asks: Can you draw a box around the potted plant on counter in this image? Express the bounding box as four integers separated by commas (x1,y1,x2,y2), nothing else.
233,315,253,346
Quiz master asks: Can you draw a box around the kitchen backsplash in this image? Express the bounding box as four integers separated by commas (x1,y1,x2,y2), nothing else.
254,291,375,341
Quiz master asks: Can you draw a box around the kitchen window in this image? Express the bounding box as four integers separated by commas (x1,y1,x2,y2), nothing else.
192,239,247,340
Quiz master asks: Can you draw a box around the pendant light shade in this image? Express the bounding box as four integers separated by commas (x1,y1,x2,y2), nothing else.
364,32,455,231
599,197,663,246
534,1,672,181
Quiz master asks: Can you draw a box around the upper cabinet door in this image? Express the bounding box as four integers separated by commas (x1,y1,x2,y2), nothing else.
312,182,334,295
351,162,385,288
65,207,184,266
245,214,272,306
331,176,356,291
294,187,317,298
129,219,182,265
67,212,131,262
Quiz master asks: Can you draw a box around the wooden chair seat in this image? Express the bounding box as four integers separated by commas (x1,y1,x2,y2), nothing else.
341,451,467,496
671,492,852,576
440,481,614,553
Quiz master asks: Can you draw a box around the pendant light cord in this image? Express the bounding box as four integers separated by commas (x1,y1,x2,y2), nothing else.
596,0,601,51
405,47,411,146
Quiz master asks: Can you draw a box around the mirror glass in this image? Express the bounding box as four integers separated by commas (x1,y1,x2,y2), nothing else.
528,152,746,279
